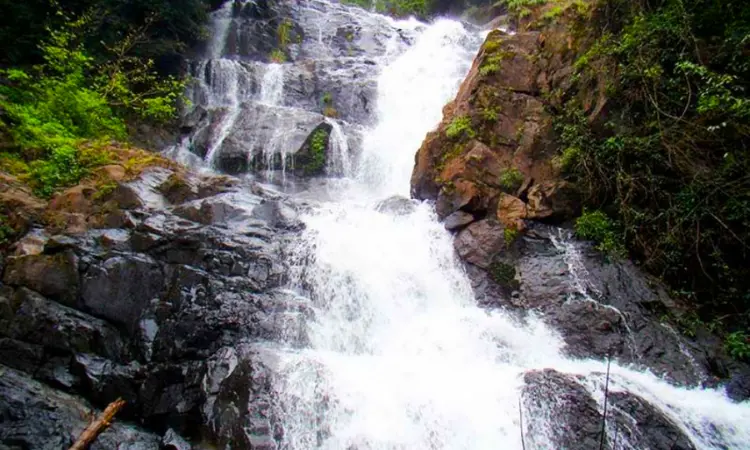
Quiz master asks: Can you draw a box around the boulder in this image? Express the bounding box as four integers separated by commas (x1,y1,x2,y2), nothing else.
523,369,603,449
6,288,125,361
81,255,164,333
3,249,79,307
0,365,160,450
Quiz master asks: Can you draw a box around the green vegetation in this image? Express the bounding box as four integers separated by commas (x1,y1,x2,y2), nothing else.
341,0,431,18
445,116,476,140
553,0,750,329
0,11,185,197
0,215,14,245
489,261,520,289
498,168,524,192
270,49,287,63
574,210,626,258
0,0,217,71
725,331,750,361
482,107,499,122
504,227,520,246
296,128,329,176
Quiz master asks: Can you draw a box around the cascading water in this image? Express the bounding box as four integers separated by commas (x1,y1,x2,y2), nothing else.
171,1,750,448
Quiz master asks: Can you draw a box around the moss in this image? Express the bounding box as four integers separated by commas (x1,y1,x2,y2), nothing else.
489,261,520,289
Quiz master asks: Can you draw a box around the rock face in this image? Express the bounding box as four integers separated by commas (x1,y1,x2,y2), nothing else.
522,369,696,450
0,167,305,448
176,0,410,177
453,219,748,388
410,3,748,391
411,28,581,226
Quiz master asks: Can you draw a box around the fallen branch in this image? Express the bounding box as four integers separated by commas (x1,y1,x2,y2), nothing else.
69,398,126,450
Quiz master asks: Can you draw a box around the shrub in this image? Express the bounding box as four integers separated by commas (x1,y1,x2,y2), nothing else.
555,0,750,325
725,332,750,361
445,116,475,140
0,12,181,197
575,209,626,258
498,168,524,192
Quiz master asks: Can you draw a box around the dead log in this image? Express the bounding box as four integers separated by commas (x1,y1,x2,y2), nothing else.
69,398,126,450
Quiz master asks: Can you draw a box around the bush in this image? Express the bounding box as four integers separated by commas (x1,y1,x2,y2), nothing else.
725,332,750,361
0,12,182,197
498,168,524,192
575,210,626,258
555,0,750,326
445,116,476,140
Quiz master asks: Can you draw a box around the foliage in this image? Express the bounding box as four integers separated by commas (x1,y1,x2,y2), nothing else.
341,0,431,18
575,209,626,258
296,128,329,176
482,107,499,122
0,11,181,197
0,214,14,245
504,227,520,246
445,116,476,140
556,0,750,326
489,261,520,289
0,0,217,73
725,331,750,361
270,49,286,63
498,168,524,192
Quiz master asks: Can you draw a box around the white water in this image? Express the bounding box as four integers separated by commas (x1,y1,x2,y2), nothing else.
272,15,750,450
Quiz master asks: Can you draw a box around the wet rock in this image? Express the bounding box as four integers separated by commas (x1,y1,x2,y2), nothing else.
453,220,507,268
253,200,304,231
162,428,192,450
725,370,750,402
2,249,79,307
10,228,49,256
444,210,475,231
6,288,125,361
523,369,603,450
375,196,418,215
0,365,160,450
81,255,164,333
608,391,696,449
71,353,143,412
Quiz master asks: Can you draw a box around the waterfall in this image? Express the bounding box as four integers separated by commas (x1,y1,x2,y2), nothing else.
169,1,750,448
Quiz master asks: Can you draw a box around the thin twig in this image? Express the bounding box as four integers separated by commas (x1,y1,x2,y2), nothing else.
599,356,612,450
69,398,126,450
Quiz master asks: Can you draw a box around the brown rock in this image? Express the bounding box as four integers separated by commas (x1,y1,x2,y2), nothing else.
3,250,80,307
97,165,127,182
454,220,508,268
436,180,485,219
526,181,579,221
496,194,528,230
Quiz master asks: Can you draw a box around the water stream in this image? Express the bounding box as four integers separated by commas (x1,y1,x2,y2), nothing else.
172,1,750,448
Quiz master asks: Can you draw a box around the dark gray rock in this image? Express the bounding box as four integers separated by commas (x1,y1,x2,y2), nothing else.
444,210,476,231
725,370,750,402
162,428,192,450
2,250,79,307
6,288,125,360
608,391,695,450
0,365,160,450
523,369,603,450
81,255,164,333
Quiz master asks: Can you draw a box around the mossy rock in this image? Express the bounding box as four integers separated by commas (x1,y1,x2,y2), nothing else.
489,260,520,290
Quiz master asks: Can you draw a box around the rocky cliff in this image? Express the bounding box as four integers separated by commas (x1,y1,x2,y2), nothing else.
0,154,305,448
411,1,750,395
